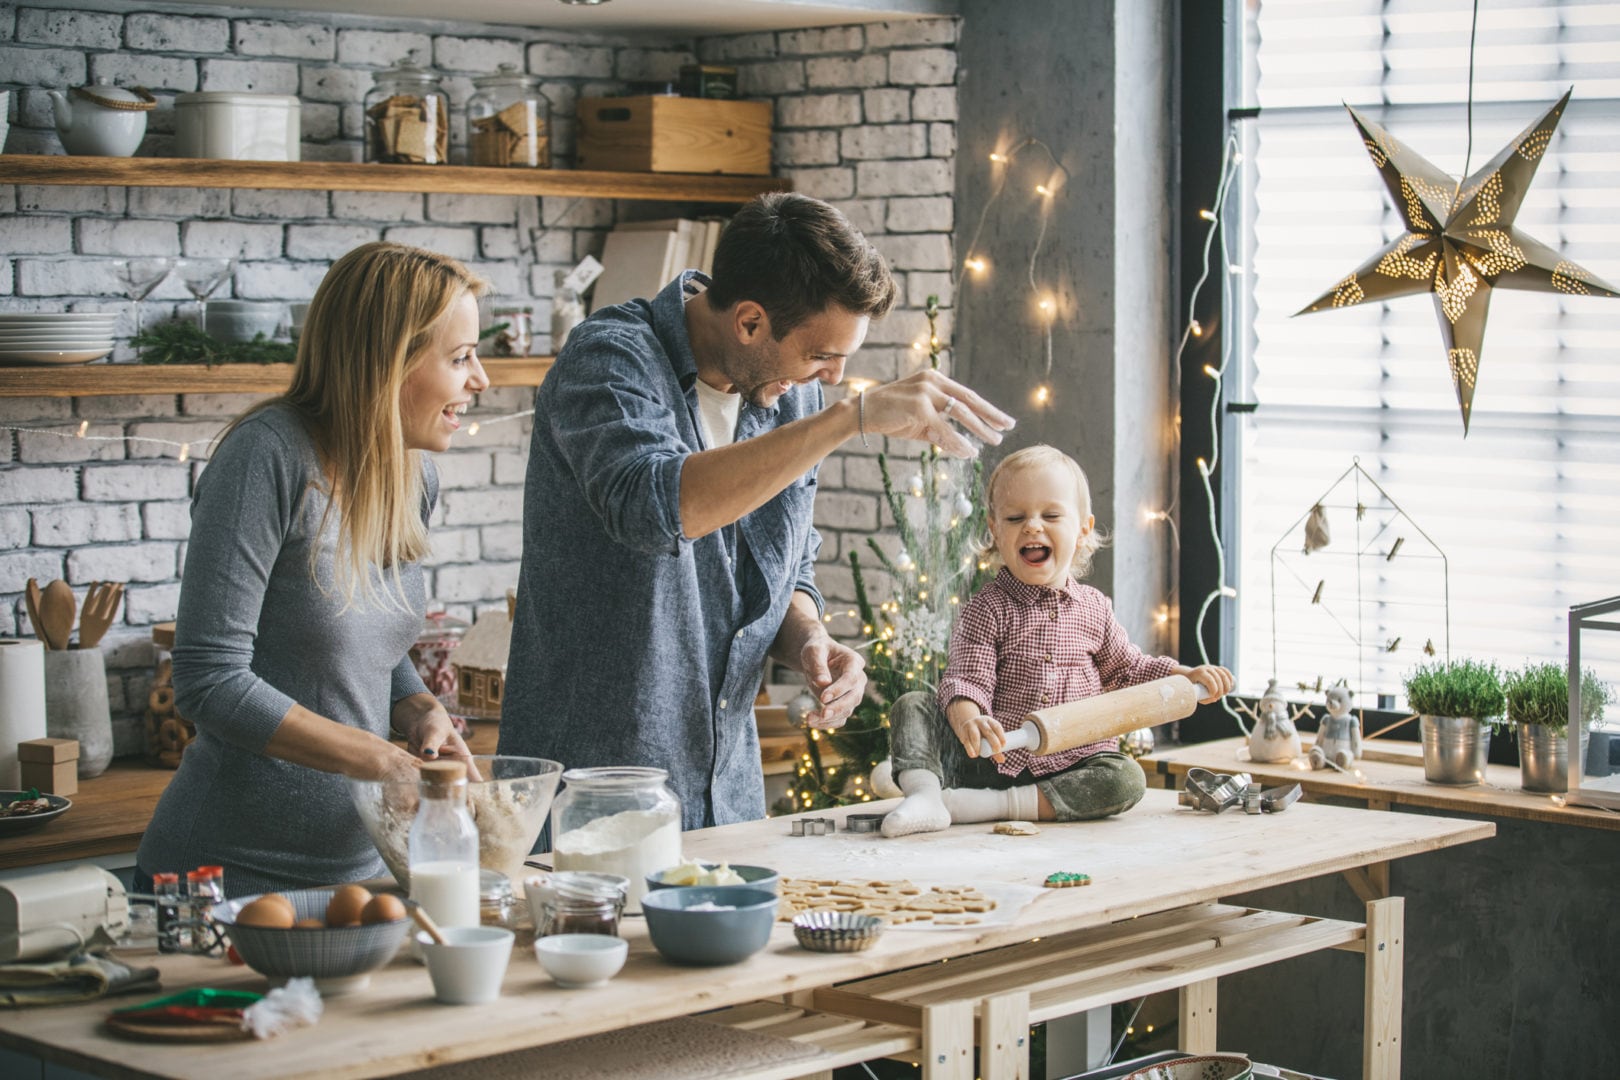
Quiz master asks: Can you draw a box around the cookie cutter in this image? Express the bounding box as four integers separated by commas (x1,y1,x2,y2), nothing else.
844,813,886,833
1181,767,1253,813
789,817,837,836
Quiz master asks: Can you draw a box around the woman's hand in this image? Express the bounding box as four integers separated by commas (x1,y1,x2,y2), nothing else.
1175,664,1235,704
391,693,477,773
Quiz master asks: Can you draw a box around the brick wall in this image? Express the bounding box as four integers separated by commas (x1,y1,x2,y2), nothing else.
0,1,958,755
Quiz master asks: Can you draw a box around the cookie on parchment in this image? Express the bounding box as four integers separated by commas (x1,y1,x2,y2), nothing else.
992,820,1041,836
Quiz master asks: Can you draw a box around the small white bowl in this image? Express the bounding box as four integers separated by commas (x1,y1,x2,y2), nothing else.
416,926,513,1005
534,933,628,988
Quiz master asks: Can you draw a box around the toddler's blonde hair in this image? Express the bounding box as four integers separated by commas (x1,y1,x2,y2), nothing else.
978,444,1106,579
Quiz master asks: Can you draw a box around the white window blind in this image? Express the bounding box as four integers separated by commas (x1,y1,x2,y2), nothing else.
1230,0,1620,700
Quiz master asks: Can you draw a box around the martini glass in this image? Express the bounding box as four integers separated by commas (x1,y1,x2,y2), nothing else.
111,257,173,338
175,257,236,329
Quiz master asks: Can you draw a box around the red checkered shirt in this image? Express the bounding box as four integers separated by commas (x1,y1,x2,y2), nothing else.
937,569,1178,777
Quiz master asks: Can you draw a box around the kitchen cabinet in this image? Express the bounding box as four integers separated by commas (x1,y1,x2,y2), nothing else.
0,154,787,397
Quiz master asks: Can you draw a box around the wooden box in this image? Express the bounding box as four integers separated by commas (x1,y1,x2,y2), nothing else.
576,96,772,176
18,737,78,796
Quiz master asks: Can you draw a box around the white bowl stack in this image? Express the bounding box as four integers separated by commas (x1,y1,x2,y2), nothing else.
0,313,120,365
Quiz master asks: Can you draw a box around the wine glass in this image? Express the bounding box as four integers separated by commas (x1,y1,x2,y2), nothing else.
110,257,173,338
175,257,236,328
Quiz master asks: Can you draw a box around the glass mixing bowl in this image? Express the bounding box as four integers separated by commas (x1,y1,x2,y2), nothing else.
349,756,562,890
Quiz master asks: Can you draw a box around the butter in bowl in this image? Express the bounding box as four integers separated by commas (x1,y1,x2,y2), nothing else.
644,859,778,897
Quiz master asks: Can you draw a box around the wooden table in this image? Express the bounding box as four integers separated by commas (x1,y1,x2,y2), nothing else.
0,789,1491,1080
1141,736,1620,833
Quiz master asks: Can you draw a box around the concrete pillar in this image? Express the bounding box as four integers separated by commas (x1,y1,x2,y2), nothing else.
953,0,1177,647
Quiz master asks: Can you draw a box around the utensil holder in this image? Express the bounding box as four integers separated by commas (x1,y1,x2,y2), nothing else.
44,647,114,778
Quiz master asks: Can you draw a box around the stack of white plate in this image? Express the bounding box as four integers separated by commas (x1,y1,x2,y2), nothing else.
0,313,120,365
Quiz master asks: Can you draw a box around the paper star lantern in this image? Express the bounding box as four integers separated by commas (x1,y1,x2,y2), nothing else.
1297,91,1618,433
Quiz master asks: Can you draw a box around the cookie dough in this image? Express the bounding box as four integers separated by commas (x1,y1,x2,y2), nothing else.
993,820,1041,836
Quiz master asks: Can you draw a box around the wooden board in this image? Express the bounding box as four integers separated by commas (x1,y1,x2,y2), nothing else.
0,791,1491,1080
1142,736,1620,832
0,357,551,399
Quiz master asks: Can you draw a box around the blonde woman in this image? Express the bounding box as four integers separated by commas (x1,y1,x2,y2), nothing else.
137,243,488,896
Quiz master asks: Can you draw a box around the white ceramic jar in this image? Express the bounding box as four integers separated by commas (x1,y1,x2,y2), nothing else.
175,93,301,162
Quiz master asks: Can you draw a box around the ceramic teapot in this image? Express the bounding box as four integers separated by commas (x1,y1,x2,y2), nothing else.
49,79,155,157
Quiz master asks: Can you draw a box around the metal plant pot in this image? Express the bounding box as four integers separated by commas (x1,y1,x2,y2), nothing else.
1420,715,1491,785
1518,722,1583,793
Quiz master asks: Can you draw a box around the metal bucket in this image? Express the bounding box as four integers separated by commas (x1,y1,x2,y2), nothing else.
1420,715,1491,785
1518,722,1573,793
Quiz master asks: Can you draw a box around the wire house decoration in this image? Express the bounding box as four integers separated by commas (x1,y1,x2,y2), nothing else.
1269,460,1450,701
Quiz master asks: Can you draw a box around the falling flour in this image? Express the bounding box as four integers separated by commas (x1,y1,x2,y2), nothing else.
554,809,681,912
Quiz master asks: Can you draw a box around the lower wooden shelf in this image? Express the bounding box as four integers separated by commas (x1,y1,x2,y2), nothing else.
0,356,553,397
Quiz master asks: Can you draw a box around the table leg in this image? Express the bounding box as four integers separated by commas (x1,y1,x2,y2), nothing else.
1363,896,1404,1080
1178,978,1218,1054
1342,860,1390,903
921,1000,976,1080
980,991,1030,1080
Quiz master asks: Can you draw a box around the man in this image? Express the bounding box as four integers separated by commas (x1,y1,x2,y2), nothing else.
500,192,1014,829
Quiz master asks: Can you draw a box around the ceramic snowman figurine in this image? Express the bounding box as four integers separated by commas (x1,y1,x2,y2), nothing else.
1248,679,1302,763
1312,685,1361,769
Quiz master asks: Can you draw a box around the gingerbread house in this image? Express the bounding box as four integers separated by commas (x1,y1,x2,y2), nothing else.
453,609,512,714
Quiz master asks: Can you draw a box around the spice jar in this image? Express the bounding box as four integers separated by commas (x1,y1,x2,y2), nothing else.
479,869,520,930
466,63,550,168
490,304,533,357
550,767,681,914
365,60,449,164
527,871,628,937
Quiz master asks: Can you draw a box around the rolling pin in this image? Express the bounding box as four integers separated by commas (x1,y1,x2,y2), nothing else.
978,674,1204,757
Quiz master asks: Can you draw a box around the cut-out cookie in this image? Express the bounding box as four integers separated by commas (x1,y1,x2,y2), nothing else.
992,820,1041,836
1043,871,1092,888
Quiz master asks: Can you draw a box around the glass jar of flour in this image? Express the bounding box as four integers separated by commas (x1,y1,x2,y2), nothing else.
550,767,680,913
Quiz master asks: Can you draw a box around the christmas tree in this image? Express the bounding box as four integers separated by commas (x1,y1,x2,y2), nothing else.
784,296,991,811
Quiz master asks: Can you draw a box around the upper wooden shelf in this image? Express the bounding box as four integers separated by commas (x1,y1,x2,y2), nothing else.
0,154,789,203
0,356,553,398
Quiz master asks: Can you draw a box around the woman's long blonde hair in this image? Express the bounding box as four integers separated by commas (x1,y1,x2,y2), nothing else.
978,445,1107,579
235,242,487,610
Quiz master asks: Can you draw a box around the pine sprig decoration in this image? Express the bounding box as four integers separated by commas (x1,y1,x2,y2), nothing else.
132,319,296,366
783,295,991,811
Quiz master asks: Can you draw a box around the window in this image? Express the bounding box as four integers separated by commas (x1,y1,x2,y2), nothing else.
1226,0,1620,700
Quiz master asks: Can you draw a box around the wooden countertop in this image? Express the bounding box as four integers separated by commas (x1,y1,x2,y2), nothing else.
0,789,1492,1080
1142,736,1620,832
0,724,834,871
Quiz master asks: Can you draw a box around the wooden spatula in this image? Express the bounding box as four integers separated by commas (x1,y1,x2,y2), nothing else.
23,579,46,647
39,580,77,651
79,582,124,650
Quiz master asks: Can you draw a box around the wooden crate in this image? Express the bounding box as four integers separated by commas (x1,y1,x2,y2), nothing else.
576,96,772,176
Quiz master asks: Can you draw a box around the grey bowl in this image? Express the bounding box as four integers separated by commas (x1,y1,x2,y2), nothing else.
204,301,283,343
213,888,410,991
641,885,778,966
644,863,779,896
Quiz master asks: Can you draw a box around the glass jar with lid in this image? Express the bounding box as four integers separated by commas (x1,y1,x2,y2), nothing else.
550,767,681,913
526,871,628,937
466,63,550,168
364,60,449,165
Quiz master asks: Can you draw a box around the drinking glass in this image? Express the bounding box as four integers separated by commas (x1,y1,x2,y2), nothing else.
111,257,173,338
175,258,236,327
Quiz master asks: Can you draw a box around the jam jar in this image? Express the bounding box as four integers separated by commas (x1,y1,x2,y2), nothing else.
526,871,628,936
550,767,681,913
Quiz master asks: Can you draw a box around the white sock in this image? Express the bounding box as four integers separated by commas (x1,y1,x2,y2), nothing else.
869,759,903,799
941,783,1041,824
881,769,951,837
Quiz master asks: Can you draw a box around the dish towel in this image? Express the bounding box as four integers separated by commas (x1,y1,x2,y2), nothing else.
0,950,160,1008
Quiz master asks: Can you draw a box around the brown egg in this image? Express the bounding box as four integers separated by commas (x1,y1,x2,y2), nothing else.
237,896,295,929
325,884,373,927
293,918,326,929
361,893,407,925
260,892,297,920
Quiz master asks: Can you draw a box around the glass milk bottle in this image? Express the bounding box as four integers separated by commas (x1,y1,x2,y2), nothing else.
409,760,480,928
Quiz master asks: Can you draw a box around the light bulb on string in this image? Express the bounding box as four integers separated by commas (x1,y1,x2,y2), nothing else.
1199,209,1217,222
965,256,988,275
1034,384,1051,406
1189,320,1203,337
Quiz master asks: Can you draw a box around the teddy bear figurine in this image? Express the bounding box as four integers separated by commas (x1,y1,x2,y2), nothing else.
1247,678,1303,763
1309,684,1361,770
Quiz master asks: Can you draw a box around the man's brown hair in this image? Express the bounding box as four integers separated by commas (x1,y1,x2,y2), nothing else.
706,192,897,338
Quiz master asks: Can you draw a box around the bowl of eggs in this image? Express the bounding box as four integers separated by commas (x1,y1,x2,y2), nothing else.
213,885,410,994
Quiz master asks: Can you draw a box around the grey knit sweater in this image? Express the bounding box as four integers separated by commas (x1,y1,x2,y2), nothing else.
137,403,435,897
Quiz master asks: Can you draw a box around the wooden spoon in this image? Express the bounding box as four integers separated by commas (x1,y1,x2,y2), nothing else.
23,579,46,647
408,902,448,946
39,580,77,651
78,582,124,650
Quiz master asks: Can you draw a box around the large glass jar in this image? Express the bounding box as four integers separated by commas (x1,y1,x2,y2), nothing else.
466,63,550,168
364,60,449,165
550,767,681,913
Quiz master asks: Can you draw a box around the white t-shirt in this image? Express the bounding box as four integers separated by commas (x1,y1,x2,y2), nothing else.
694,378,741,450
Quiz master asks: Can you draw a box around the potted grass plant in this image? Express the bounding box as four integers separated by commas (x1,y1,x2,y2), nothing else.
1403,659,1506,785
1504,663,1611,794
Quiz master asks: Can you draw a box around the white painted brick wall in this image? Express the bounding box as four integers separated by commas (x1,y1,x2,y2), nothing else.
0,2,958,747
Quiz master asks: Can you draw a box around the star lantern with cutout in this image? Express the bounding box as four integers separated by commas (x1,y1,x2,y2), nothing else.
1297,91,1618,434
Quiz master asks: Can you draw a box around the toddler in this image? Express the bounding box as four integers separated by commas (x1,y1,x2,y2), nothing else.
881,445,1233,837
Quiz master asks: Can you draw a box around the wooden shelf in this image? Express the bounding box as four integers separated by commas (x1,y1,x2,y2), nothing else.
0,356,553,398
0,154,788,203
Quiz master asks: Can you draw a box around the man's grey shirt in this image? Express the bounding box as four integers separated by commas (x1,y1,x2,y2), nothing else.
499,272,824,828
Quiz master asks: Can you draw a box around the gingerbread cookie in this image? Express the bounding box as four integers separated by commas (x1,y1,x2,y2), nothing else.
1043,871,1091,888
993,820,1041,836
